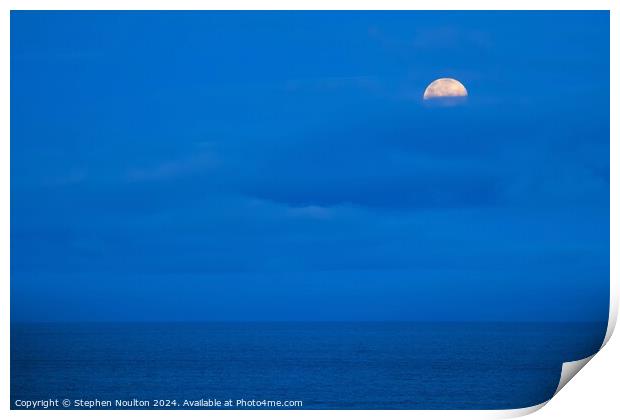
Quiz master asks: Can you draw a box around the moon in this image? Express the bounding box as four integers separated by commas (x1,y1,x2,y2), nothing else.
423,78,468,100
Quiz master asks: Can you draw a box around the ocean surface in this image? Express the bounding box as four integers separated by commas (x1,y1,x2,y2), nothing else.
11,322,606,409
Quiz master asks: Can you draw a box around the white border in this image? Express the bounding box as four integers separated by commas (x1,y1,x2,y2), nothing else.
2,1,616,418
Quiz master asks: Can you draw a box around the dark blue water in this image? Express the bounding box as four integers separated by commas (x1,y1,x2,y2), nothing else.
11,322,606,409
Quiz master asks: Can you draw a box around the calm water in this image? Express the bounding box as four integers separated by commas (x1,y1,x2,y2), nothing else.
11,322,606,409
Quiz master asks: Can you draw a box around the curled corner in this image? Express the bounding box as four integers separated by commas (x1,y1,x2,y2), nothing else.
554,355,595,396
493,401,547,418
492,298,616,418
602,296,618,348
494,356,596,419
549,293,619,399
549,295,619,397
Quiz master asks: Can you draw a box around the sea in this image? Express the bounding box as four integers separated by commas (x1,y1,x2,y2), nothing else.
10,322,607,410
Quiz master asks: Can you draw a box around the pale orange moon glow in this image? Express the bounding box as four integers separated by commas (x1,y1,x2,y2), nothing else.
423,78,468,100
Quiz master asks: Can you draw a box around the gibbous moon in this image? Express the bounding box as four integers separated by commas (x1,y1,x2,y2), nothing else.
423,78,468,100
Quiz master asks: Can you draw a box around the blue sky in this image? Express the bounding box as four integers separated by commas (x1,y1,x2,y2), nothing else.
11,11,609,322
